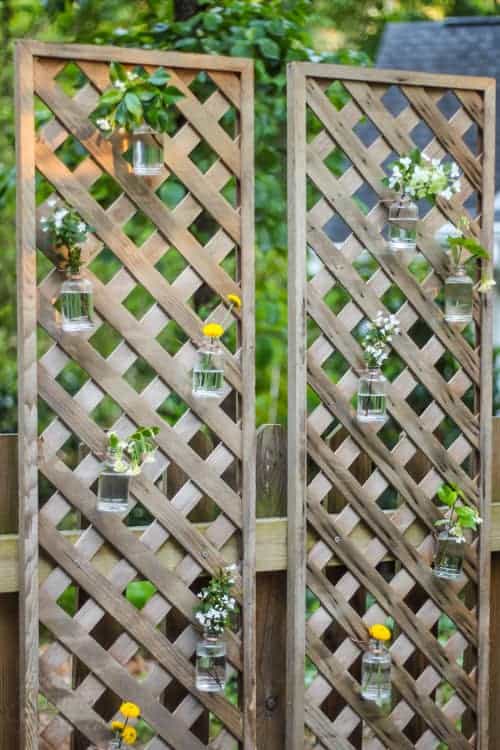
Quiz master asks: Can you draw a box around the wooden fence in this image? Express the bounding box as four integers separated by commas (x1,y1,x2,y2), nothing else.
2,424,500,748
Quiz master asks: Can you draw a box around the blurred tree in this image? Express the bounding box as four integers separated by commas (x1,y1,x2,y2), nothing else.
0,0,367,431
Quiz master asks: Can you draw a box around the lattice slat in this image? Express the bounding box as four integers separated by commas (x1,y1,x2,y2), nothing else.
287,62,494,750
17,41,255,750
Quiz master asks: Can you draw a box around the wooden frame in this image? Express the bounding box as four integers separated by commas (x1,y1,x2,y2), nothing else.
16,40,255,750
287,62,495,749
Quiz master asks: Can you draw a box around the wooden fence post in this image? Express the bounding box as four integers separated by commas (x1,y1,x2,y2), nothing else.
256,425,287,749
0,435,19,747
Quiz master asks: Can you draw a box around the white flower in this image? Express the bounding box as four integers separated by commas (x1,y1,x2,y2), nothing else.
452,179,461,194
431,158,440,167
400,157,411,169
96,118,112,131
440,187,453,201
477,277,496,293
77,222,87,233
114,80,126,91
127,71,139,81
450,162,460,179
47,197,57,208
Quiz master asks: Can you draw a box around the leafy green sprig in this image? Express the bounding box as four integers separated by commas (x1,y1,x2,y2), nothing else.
435,482,482,542
94,62,184,135
106,427,160,475
195,566,239,636
446,216,495,292
40,201,91,274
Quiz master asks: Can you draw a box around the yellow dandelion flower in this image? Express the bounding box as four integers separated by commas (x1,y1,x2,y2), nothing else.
227,293,241,309
202,323,224,338
121,726,138,745
119,701,141,719
369,624,391,642
111,721,125,732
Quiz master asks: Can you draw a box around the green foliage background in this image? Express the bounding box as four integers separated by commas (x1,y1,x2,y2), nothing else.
0,0,496,431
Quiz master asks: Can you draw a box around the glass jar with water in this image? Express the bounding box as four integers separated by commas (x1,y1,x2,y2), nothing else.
132,125,163,176
433,531,465,580
192,337,225,398
97,447,131,513
357,368,387,423
388,194,418,252
444,265,473,324
361,636,392,705
195,631,226,692
60,272,94,333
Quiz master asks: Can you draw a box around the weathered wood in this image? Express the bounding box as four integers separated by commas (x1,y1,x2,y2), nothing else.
286,61,308,750
17,43,255,750
15,40,38,750
288,62,494,748
0,436,20,748
256,425,287,750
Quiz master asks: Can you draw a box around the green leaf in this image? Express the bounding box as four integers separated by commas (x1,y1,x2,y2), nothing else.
459,237,490,260
437,483,457,507
258,37,280,60
455,505,479,530
124,92,143,122
99,87,124,106
148,67,170,86
156,110,170,133
163,85,185,104
135,85,157,102
203,13,222,31
126,580,157,609
109,61,127,84
230,41,253,57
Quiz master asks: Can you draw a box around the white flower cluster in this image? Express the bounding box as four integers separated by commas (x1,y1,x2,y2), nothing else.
96,117,112,131
362,312,400,368
40,201,89,243
388,153,461,202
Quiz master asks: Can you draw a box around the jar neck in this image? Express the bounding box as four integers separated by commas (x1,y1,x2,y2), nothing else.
67,271,82,280
369,638,387,653
205,336,222,348
204,630,221,641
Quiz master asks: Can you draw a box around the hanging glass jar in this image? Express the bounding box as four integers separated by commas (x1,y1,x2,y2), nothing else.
444,265,473,324
361,630,392,705
60,272,94,333
195,631,226,692
97,448,131,513
388,193,418,252
192,333,225,398
357,368,387,423
433,530,465,580
132,124,163,176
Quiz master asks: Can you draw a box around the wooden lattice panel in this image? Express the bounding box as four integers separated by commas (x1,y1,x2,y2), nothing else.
287,63,495,750
16,41,255,750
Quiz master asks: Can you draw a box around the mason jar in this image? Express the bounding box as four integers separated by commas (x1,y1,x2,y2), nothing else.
97,450,131,513
195,631,226,692
444,265,473,324
192,338,225,398
388,194,418,252
433,531,465,580
132,124,163,176
60,273,94,333
361,638,392,705
357,368,387,423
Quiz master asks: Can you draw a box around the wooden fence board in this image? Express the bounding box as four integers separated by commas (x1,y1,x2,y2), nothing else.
287,61,495,749
16,42,255,750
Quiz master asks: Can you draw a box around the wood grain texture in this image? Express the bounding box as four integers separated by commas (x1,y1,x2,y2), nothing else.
0,436,20,749
15,40,39,750
16,43,255,750
288,61,494,749
286,61,308,750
